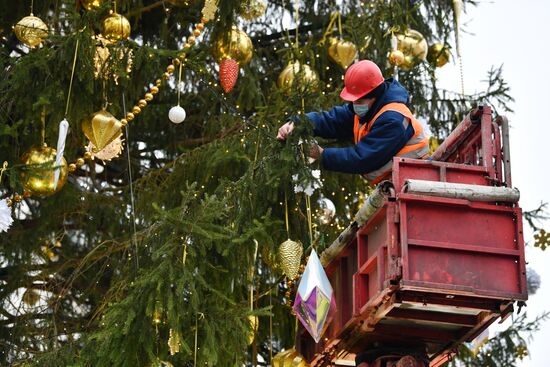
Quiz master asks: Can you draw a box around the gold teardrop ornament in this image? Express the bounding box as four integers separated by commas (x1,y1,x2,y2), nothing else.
277,239,303,279
82,110,123,152
14,15,48,48
327,37,357,69
20,145,68,196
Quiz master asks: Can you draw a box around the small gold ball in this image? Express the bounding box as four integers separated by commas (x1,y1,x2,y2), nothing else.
166,64,175,74
201,17,209,24
155,79,162,87
138,99,147,108
144,93,154,101
287,280,294,288
76,158,85,167
132,106,141,115
68,163,77,172
14,194,23,203
126,112,135,121
188,36,196,45
284,291,291,298
6,198,12,207
150,86,159,95
179,52,187,60
23,190,32,198
120,118,128,126
299,264,305,273
193,29,201,37
162,72,170,80
196,23,205,31
183,43,191,49
83,151,93,160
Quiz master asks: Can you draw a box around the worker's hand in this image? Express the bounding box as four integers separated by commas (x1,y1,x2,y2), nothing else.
309,144,324,161
277,121,294,141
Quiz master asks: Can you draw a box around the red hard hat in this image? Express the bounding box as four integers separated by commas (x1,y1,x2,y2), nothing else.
340,60,384,102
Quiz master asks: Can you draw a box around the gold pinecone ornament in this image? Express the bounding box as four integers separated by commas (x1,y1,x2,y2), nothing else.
278,239,303,279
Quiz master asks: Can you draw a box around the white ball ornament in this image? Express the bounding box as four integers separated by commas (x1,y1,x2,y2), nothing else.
168,105,186,124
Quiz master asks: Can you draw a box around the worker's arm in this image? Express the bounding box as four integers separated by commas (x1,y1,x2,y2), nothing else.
320,111,413,174
279,103,356,141
305,103,355,140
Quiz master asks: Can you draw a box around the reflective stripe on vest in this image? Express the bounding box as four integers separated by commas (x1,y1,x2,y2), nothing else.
353,102,429,184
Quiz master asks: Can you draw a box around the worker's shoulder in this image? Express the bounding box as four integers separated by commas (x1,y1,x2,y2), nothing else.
373,109,408,126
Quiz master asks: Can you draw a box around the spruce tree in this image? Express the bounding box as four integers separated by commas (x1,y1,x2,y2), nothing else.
0,0,545,366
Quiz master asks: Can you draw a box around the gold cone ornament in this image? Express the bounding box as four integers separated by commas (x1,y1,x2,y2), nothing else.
82,110,123,152
278,239,303,279
212,26,253,92
327,37,357,69
277,61,319,94
272,348,310,367
20,145,68,197
427,43,451,68
247,315,259,345
13,14,48,48
240,0,267,21
395,29,428,70
102,12,131,43
81,0,104,10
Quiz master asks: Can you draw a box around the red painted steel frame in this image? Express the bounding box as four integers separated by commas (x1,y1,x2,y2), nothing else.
297,107,527,366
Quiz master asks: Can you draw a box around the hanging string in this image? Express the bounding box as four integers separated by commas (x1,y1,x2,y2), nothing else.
182,242,187,265
294,0,299,48
284,191,290,239
177,60,184,106
194,312,204,366
319,11,339,45
337,11,343,37
30,0,34,14
123,92,139,271
41,106,46,146
65,37,80,117
305,194,313,248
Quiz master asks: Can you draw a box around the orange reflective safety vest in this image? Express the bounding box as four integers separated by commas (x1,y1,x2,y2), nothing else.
353,102,429,184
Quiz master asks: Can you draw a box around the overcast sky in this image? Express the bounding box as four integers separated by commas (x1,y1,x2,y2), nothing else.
436,0,550,365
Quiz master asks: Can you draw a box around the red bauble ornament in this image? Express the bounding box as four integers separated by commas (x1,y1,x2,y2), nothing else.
219,58,239,93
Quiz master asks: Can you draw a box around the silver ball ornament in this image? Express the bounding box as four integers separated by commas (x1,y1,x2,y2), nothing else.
168,105,186,124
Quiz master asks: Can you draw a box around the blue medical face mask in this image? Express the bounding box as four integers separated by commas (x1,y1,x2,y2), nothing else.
353,103,369,118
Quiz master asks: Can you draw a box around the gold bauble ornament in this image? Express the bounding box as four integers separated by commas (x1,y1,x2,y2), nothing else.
327,37,357,69
387,49,405,67
87,135,124,161
20,145,68,197
427,43,451,68
273,348,310,367
82,110,122,153
212,26,253,65
395,29,428,70
277,61,320,94
277,239,303,279
81,0,104,10
247,315,259,345
239,0,267,21
22,289,40,306
13,15,48,48
102,12,131,43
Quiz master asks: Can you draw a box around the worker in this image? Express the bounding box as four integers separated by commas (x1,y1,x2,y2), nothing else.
277,59,429,185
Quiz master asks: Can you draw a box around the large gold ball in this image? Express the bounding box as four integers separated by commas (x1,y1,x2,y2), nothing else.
20,145,68,197
81,0,104,10
427,43,451,68
396,29,428,70
327,37,357,69
239,0,267,21
212,26,253,65
102,13,131,43
81,110,122,152
14,15,48,48
277,61,320,94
